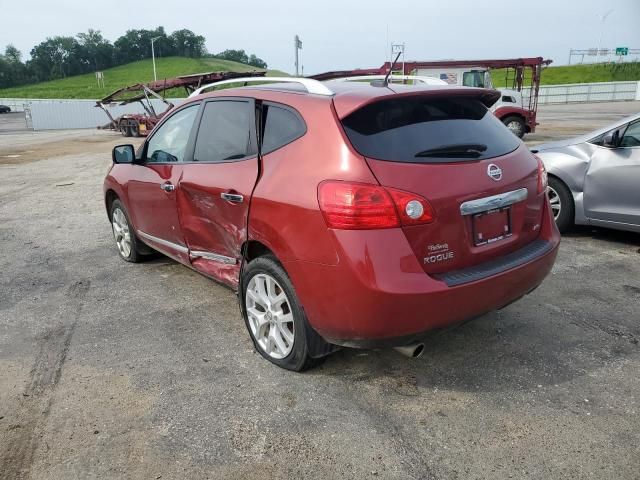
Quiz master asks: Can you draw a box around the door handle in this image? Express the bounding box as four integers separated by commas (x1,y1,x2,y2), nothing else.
220,192,244,204
160,182,175,192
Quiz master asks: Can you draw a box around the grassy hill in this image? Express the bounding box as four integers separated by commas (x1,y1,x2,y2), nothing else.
0,57,289,99
3,57,638,99
491,62,640,88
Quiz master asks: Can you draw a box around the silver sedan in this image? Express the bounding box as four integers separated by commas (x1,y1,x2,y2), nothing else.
533,113,640,233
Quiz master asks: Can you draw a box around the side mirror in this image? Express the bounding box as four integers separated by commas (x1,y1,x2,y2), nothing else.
603,130,619,148
112,144,135,164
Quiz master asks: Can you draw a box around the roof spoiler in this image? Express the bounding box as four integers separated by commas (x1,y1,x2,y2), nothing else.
333,87,502,119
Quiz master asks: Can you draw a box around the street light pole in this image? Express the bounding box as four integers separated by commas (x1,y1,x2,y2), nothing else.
294,35,302,76
151,36,161,81
597,9,614,61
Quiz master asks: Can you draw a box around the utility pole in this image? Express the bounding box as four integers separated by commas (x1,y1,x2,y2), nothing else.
597,9,614,61
294,35,302,76
151,36,161,81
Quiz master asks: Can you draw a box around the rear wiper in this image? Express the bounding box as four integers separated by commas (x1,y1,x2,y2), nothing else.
415,144,488,158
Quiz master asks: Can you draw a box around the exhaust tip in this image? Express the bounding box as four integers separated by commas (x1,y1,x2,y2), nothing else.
393,343,425,358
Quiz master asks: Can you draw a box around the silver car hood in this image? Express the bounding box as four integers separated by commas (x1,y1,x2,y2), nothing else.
533,112,640,152
532,137,586,152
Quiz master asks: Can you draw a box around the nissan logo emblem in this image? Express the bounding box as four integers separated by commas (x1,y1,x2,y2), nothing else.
487,164,502,181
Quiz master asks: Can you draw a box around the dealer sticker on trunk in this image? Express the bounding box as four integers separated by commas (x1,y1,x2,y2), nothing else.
424,243,455,264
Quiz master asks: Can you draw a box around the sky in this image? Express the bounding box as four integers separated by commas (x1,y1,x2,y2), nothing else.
1,0,639,74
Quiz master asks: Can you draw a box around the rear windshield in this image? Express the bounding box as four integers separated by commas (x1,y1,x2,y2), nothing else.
341,96,520,163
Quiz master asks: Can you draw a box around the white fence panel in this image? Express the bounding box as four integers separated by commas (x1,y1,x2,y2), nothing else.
0,98,31,112
523,81,640,105
0,98,185,130
26,99,185,130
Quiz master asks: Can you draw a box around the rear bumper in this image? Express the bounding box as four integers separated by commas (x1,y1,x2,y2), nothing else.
285,201,560,346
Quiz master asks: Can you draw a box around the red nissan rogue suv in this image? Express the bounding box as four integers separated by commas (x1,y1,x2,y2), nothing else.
104,77,560,371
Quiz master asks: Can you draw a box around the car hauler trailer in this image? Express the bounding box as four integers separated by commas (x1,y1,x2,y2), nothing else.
97,70,267,137
310,57,551,138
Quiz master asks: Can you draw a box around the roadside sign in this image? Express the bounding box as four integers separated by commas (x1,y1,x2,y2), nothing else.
616,47,629,56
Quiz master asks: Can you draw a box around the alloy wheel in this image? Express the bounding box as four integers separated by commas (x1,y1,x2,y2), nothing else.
547,186,562,221
112,208,132,258
245,273,295,359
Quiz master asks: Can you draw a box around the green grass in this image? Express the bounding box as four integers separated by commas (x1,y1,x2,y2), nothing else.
491,62,640,88
6,57,638,99
0,57,289,99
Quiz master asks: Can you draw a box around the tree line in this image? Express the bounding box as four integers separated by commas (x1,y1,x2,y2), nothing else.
0,27,268,89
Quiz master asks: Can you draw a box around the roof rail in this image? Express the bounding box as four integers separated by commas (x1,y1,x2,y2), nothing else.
188,77,334,98
329,74,448,86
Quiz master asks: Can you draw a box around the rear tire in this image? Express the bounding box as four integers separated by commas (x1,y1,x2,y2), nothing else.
547,177,574,233
502,115,526,138
241,255,326,371
122,125,132,137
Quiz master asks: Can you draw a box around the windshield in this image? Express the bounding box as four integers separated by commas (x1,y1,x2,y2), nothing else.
341,96,521,163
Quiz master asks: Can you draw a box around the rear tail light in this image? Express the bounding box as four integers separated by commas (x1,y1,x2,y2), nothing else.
318,181,435,230
535,155,548,194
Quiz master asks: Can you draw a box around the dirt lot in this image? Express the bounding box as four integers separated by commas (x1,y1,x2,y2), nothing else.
1,102,639,480
0,112,29,134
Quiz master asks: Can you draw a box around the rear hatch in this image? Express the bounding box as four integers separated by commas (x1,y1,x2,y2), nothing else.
338,91,546,275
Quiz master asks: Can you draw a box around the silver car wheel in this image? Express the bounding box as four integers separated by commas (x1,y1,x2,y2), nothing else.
246,273,294,359
112,208,132,258
547,186,562,220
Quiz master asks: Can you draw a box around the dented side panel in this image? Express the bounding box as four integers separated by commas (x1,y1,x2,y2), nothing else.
178,159,259,288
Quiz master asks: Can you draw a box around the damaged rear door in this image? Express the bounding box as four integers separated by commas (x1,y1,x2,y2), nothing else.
177,98,259,287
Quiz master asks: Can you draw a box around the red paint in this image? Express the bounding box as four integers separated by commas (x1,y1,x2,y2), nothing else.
104,82,560,346
284,200,559,342
125,164,189,263
364,144,545,275
178,159,259,287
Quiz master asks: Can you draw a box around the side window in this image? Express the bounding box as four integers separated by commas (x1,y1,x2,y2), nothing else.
260,104,306,154
589,125,626,147
146,105,198,163
193,100,252,162
620,121,640,148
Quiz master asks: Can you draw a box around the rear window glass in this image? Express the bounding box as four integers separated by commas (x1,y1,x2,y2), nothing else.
341,96,520,163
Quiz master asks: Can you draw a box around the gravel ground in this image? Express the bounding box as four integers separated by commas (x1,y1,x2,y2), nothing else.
0,112,29,133
0,102,639,480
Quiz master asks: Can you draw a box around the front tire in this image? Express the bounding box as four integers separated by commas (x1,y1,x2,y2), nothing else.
547,177,574,233
502,115,526,138
110,199,147,262
241,256,325,371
